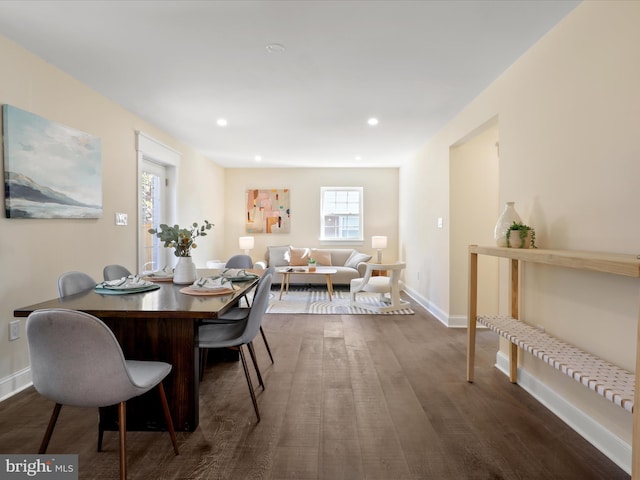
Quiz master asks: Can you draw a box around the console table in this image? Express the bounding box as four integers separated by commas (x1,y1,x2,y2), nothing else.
466,245,640,476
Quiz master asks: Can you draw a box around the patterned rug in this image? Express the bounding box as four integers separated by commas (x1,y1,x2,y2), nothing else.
266,287,414,315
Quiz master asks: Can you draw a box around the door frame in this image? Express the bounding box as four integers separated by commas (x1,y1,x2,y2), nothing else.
136,131,180,273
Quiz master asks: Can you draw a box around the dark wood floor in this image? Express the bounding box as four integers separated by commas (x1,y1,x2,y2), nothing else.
0,293,630,479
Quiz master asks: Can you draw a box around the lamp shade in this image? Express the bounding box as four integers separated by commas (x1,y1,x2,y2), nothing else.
371,236,387,249
238,236,255,251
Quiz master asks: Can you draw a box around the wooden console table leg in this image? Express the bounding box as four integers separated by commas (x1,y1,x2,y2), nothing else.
509,343,518,382
632,310,640,478
467,248,478,382
509,259,519,383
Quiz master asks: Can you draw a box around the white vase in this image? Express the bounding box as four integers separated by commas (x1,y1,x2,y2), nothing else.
494,202,522,247
173,256,196,284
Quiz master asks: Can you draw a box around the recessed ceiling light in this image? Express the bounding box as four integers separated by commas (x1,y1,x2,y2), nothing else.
216,118,228,127
367,117,379,126
254,155,262,162
265,43,286,54
355,156,362,161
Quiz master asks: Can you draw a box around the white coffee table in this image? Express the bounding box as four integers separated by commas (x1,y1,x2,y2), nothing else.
276,266,338,301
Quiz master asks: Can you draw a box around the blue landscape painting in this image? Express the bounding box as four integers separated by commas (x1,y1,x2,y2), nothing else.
2,105,102,218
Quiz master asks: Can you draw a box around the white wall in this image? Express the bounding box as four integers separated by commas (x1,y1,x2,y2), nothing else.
449,120,499,319
399,0,640,468
223,168,399,263
0,34,226,397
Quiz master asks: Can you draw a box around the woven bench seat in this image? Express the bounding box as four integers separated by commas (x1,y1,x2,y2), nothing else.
478,315,635,413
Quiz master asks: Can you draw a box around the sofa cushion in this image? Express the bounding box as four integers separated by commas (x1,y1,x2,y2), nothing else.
310,249,332,266
345,251,372,268
268,245,291,267
290,246,310,266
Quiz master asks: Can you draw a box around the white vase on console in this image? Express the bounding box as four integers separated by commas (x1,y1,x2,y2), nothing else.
173,256,196,284
494,201,522,247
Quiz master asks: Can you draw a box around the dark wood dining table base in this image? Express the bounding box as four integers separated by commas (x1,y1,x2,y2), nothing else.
98,315,199,432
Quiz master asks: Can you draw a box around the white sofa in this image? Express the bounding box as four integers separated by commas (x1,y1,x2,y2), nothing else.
254,245,372,286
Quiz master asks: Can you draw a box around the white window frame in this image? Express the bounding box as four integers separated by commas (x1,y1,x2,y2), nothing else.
319,186,364,245
136,131,180,273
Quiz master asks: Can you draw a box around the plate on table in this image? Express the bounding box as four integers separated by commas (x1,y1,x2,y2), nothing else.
143,274,174,282
221,269,259,282
179,287,235,296
94,276,160,295
143,268,174,282
224,274,259,282
95,284,160,295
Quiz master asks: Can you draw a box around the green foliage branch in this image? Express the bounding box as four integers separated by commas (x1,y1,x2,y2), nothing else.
148,220,214,257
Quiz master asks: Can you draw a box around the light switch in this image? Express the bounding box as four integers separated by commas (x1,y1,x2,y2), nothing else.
115,213,128,226
9,320,19,341
437,217,443,229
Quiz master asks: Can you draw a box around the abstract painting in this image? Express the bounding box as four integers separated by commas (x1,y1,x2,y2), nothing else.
246,188,290,234
2,104,102,218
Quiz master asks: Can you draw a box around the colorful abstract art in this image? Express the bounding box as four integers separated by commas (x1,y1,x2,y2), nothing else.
246,188,290,234
2,104,102,219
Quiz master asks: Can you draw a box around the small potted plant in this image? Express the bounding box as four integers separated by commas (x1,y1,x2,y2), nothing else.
505,221,536,249
307,257,317,272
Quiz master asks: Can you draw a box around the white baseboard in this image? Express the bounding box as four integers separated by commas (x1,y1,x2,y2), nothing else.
402,285,485,329
0,367,32,403
403,285,449,325
495,351,631,475
445,314,469,328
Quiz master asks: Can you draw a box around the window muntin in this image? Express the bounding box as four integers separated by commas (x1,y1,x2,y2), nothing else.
320,187,363,241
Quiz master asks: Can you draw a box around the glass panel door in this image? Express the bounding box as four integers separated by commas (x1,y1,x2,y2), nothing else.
140,161,169,273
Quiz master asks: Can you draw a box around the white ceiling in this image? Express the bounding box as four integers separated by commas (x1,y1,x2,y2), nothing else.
0,0,579,169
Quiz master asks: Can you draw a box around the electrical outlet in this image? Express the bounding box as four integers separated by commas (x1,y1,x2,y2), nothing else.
115,213,128,226
9,320,20,341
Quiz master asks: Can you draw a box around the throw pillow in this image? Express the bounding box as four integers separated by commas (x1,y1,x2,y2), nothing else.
310,249,332,266
344,251,372,269
290,246,310,266
268,245,291,267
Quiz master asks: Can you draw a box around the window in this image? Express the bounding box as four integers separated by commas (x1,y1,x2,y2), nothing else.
320,187,363,242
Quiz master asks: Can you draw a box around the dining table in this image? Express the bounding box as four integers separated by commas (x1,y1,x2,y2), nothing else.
13,268,262,432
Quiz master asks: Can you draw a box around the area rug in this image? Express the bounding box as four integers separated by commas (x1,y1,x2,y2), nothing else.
266,287,414,315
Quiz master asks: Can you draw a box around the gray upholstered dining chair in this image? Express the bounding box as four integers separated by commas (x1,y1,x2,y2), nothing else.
103,264,132,281
26,308,179,480
57,271,96,298
202,266,275,364
198,272,273,422
225,254,255,307
225,254,254,269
